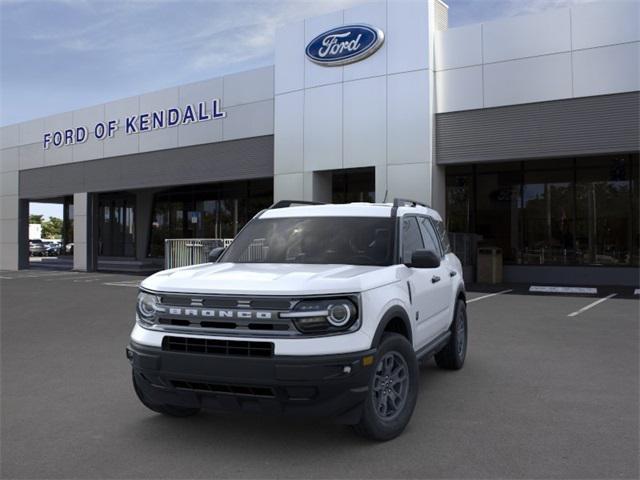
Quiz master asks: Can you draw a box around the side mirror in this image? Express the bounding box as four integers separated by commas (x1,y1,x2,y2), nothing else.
407,249,440,269
208,247,225,262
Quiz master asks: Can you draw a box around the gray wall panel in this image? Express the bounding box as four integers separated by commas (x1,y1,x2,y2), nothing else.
435,92,640,164
20,136,274,199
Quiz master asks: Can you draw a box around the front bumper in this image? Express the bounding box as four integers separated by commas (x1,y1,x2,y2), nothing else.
128,341,376,424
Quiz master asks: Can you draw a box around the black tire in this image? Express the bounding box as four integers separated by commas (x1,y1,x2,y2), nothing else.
435,299,467,370
132,371,200,417
353,333,419,441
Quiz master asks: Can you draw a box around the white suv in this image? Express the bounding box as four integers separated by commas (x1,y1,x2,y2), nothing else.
127,199,467,440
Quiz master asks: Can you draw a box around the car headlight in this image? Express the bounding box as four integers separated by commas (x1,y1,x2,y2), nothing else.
136,291,159,327
281,297,359,334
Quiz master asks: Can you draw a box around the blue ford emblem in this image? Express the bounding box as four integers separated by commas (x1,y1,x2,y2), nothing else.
306,24,384,66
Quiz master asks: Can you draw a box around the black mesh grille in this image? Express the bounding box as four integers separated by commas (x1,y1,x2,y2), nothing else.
162,336,274,357
171,380,275,398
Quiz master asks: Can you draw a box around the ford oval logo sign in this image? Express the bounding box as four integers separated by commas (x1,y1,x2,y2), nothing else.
306,24,384,66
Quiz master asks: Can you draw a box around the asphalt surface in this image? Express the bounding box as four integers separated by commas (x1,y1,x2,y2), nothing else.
1,269,638,479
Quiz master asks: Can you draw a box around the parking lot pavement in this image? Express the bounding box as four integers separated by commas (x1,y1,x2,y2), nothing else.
1,272,638,479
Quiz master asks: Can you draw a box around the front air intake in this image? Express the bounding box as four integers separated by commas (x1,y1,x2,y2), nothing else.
162,336,274,357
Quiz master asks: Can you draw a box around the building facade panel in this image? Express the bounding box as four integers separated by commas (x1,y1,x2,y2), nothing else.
483,52,572,108
223,66,274,107
435,66,483,112
274,21,305,95
572,42,640,98
435,23,482,71
571,1,639,50
386,0,431,74
481,8,571,64
343,75,387,169
303,83,343,172
274,91,304,175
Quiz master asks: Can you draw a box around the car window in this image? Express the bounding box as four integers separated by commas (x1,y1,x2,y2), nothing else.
221,217,395,266
433,219,452,254
401,217,424,263
418,217,442,257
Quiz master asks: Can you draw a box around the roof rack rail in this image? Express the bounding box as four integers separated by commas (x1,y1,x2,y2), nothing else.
392,198,430,209
391,198,430,217
269,200,325,209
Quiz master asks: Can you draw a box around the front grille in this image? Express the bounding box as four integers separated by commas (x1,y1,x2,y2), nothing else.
162,336,274,358
157,317,292,333
159,295,293,310
171,380,275,398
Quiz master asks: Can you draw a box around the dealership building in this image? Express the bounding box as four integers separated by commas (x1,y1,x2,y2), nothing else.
0,0,638,285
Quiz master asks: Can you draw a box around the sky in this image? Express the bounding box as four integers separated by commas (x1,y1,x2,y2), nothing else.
2,0,598,220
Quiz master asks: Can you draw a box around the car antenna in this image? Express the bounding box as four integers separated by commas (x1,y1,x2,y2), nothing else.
383,189,388,203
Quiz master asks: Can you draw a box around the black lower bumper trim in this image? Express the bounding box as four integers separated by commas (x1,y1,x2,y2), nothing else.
128,341,376,423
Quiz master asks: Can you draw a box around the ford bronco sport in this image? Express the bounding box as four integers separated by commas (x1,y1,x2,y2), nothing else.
127,199,467,440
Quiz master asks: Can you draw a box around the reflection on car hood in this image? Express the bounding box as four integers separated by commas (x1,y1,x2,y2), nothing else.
141,263,402,295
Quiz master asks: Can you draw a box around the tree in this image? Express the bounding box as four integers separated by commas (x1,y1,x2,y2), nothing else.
29,214,44,224
41,217,63,239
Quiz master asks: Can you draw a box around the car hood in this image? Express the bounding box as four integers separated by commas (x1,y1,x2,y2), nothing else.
141,263,402,295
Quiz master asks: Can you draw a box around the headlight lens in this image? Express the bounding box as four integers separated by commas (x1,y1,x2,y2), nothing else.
136,291,159,326
282,297,359,334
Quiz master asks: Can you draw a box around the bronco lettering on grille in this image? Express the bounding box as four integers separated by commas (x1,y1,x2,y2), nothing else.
156,306,273,320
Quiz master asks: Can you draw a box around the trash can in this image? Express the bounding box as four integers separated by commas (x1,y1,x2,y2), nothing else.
477,247,503,284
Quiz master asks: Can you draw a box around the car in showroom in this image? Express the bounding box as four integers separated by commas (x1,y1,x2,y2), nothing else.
127,199,467,441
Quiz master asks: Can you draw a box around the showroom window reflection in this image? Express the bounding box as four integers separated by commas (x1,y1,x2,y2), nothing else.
445,154,639,266
147,179,273,257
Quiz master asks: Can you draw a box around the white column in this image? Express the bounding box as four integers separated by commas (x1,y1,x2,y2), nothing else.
73,192,89,271
0,148,20,270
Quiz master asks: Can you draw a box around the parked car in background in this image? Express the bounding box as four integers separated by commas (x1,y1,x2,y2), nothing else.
29,239,47,257
65,243,74,254
44,241,62,256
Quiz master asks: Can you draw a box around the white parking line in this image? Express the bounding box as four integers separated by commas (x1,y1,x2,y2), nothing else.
530,285,598,294
467,289,513,303
72,276,116,283
23,271,78,278
104,281,141,288
567,294,617,317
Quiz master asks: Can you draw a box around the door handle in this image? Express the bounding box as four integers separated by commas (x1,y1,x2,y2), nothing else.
449,270,457,277
431,275,441,284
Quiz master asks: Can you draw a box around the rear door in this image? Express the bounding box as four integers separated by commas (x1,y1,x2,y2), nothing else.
417,216,452,334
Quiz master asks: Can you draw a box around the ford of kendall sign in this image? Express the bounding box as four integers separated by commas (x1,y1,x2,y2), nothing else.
305,24,384,66
42,98,226,150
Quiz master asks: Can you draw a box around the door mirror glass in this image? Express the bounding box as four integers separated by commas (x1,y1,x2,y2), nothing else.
209,247,225,262
407,249,440,269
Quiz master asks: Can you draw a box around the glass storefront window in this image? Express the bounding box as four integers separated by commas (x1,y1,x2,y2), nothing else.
98,193,136,257
575,156,633,265
445,165,473,233
148,178,273,258
475,164,522,263
522,168,574,265
445,154,639,268
332,168,375,203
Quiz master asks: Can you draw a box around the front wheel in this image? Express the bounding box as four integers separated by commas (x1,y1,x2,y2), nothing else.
353,333,418,441
132,372,200,417
434,299,467,370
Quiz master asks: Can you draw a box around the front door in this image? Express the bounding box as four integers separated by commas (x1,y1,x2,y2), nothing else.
400,216,449,349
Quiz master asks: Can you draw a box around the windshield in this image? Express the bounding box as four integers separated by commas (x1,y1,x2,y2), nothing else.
220,217,395,266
